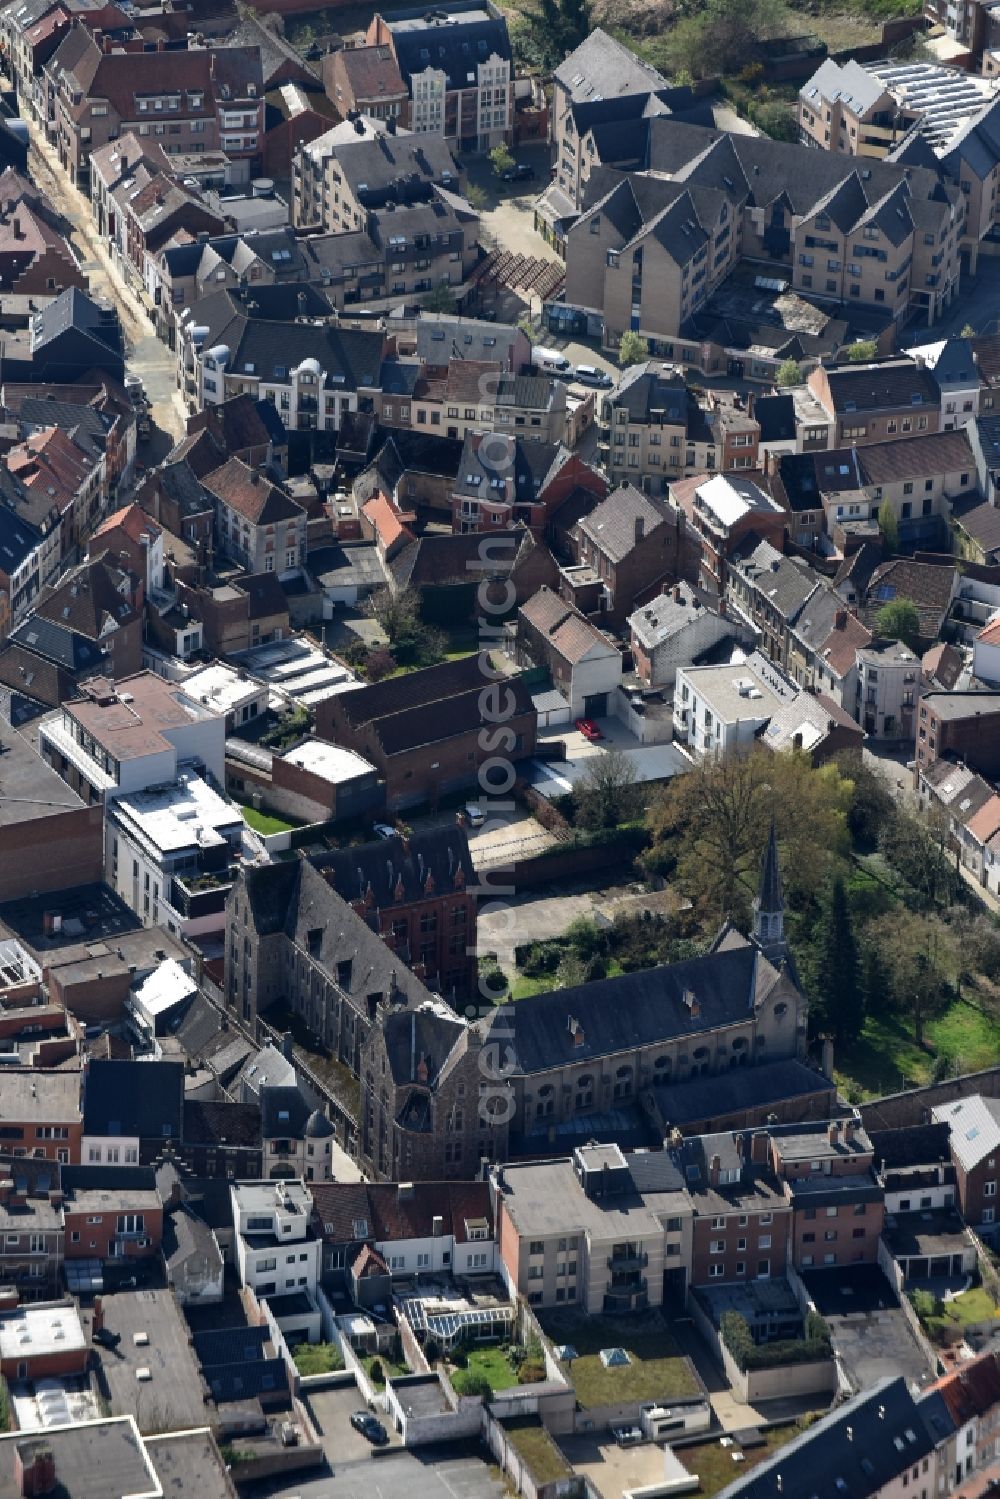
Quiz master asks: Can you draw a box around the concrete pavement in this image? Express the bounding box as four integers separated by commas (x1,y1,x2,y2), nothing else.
24,117,185,447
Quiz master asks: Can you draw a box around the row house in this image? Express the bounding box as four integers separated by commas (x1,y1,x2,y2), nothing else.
4,422,105,562
564,118,963,353
599,364,759,495
0,0,128,124
312,1178,496,1295
917,758,1000,899
50,34,265,190
807,359,943,448
6,382,137,499
450,432,598,533
176,284,384,430
767,1118,885,1272
915,689,1000,777
0,501,48,640
202,456,307,575
927,1353,1000,1484
669,472,787,594
150,224,307,341
322,44,408,124
398,361,564,447
0,199,86,299
772,427,975,555
567,481,685,627
366,0,513,154
725,539,822,672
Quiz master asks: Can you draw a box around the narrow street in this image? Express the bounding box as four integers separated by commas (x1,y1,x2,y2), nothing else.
23,116,185,446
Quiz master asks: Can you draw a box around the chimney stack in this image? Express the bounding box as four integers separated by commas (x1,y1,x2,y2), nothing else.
634,515,644,545
709,1153,721,1187
15,1443,56,1498
827,1121,840,1147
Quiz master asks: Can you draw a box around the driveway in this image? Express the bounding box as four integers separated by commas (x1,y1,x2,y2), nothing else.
464,142,560,267
246,1449,507,1499
303,1383,400,1466
926,254,1000,340
802,1267,936,1392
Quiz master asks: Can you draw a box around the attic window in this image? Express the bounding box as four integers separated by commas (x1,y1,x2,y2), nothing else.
307,927,323,956
353,1217,369,1237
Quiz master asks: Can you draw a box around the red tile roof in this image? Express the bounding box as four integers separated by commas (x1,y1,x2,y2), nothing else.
929,1350,1000,1426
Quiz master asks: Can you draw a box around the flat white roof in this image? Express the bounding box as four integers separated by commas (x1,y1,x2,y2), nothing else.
133,958,197,1019
0,1304,86,1361
697,474,759,527
282,738,375,784
111,770,243,855
183,664,266,714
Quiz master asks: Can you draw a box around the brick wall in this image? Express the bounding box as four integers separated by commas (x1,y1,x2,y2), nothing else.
0,805,104,902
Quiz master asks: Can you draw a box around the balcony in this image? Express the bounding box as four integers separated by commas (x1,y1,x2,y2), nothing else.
603,1284,648,1313
607,1250,648,1271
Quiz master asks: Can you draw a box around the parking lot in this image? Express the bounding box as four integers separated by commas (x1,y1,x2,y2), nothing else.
802,1267,935,1392
303,1381,401,1465
246,1446,507,1499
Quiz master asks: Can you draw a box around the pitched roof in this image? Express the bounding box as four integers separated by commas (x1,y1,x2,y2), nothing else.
520,586,617,664
311,1178,492,1244
928,1351,1000,1428
34,554,139,642
818,358,940,415
576,482,673,562
932,1093,1000,1170
202,456,305,526
476,938,789,1075
864,557,956,639
312,825,473,910
555,27,667,101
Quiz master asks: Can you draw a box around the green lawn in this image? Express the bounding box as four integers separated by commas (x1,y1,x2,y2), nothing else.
505,1420,573,1485
239,803,300,836
293,1343,343,1376
453,1346,519,1393
835,997,1000,1102
916,1287,1000,1346
539,1310,699,1409
680,1421,817,1497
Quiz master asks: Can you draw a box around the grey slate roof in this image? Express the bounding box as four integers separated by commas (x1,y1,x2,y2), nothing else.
932,1093,1000,1171
312,825,474,909
555,27,667,102
477,938,785,1075
576,482,672,562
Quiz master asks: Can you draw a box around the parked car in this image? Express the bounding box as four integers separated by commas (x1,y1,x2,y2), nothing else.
501,163,535,182
373,822,397,840
575,718,603,741
464,801,486,827
351,1411,389,1445
574,364,612,388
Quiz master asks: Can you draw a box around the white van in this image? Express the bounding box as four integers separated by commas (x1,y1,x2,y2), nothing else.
532,346,572,376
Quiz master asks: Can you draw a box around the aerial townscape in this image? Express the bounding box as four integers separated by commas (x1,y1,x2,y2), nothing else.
11,0,1000,1495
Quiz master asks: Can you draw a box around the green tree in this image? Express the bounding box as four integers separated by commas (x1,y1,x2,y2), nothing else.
575,747,640,830
489,143,516,177
453,1370,493,1399
874,597,921,650
518,0,592,69
751,100,797,141
665,0,788,78
466,183,488,210
618,330,650,366
421,282,457,314
644,747,853,928
868,909,954,1046
811,877,865,1046
861,941,891,1019
775,358,803,387
844,340,878,362
877,497,899,556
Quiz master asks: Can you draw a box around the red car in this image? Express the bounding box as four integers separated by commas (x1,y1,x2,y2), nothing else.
575,718,603,741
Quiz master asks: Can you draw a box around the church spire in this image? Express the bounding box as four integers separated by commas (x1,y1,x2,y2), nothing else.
753,818,785,955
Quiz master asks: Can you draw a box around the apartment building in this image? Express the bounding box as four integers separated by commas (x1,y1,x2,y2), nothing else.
230,1179,322,1343
38,670,225,804
51,35,265,189
916,690,1000,776
934,1095,1000,1236
550,29,670,209
799,59,920,159
569,483,685,626
726,540,822,671
495,1143,692,1313
807,360,942,446
768,1118,885,1271
0,1072,81,1164
366,1,513,153
312,1178,496,1290
293,115,462,233
392,360,564,446
564,118,963,352
942,98,1000,269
